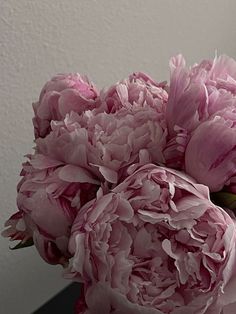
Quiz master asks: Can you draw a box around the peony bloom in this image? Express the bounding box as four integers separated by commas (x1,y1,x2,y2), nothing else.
164,54,236,191
185,112,236,192
3,72,167,266
67,164,236,314
35,96,167,186
99,71,168,115
2,154,99,265
33,73,99,138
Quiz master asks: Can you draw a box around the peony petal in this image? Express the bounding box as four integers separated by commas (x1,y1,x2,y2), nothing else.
59,165,99,185
98,166,118,183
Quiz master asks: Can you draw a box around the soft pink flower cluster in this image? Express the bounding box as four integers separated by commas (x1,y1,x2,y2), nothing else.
2,55,236,313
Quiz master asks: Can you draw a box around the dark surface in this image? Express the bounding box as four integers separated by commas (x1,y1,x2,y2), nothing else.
33,283,81,314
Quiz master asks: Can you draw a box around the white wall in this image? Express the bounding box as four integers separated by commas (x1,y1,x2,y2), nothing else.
1,0,236,313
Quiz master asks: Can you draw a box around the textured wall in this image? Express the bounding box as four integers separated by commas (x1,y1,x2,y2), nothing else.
0,1,236,313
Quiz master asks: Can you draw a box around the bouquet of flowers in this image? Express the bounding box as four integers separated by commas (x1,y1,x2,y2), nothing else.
2,54,236,314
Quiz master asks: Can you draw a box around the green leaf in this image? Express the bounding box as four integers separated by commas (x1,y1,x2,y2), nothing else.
10,238,34,250
211,192,236,210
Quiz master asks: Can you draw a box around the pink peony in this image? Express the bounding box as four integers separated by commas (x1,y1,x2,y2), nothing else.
35,96,167,186
67,164,236,314
3,72,167,266
3,154,99,265
164,54,236,191
4,74,166,264
185,112,236,192
33,73,99,138
99,72,168,115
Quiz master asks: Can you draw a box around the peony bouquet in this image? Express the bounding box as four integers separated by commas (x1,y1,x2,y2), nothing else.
2,55,236,313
